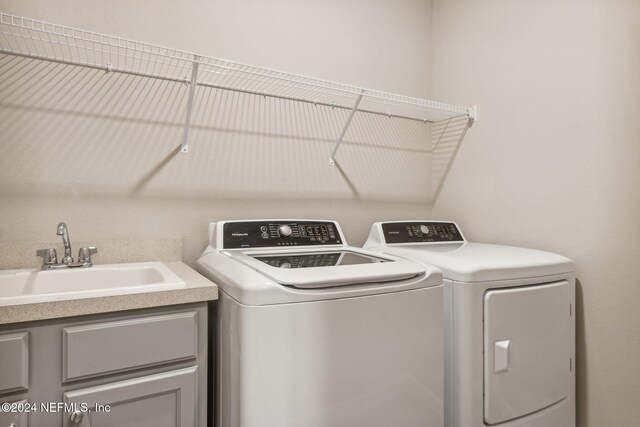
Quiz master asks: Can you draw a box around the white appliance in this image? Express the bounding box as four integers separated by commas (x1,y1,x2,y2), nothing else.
364,221,575,427
197,220,444,427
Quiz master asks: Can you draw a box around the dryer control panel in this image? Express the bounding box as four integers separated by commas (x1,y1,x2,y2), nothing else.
223,220,343,248
381,221,464,244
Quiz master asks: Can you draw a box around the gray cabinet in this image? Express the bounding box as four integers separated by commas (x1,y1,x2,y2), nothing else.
0,303,208,427
0,332,29,393
0,398,29,427
63,367,198,427
62,311,199,382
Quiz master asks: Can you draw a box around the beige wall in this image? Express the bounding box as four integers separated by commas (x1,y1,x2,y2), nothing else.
0,0,434,263
431,1,640,426
1,1,639,427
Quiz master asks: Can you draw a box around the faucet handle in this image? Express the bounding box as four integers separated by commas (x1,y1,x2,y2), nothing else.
78,246,97,264
36,248,58,266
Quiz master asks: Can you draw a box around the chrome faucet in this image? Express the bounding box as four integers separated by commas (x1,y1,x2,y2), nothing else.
57,222,73,264
36,222,97,270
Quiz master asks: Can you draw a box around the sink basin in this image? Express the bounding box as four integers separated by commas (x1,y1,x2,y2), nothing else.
0,262,185,305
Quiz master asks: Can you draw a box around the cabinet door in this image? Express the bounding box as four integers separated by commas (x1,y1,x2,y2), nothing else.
0,398,29,427
0,332,29,393
62,367,197,427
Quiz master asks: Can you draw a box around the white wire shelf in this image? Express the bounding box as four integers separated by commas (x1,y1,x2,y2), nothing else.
0,11,475,165
196,56,474,123
0,13,194,82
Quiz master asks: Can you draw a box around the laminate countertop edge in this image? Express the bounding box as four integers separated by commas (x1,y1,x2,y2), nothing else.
0,262,219,325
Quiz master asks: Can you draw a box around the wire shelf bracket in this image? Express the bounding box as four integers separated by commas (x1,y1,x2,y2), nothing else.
181,55,200,153
432,118,472,200
329,90,364,166
467,106,478,125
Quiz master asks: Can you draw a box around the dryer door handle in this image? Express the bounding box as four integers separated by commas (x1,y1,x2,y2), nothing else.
494,339,511,374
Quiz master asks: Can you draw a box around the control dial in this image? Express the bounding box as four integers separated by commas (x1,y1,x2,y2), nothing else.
279,225,293,237
420,225,430,235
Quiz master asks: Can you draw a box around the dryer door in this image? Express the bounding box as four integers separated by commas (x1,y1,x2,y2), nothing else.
483,281,570,425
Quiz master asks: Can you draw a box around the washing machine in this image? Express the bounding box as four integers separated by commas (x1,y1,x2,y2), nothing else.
196,219,444,427
364,221,575,427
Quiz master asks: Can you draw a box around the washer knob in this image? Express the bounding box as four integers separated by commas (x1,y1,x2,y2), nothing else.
420,225,430,235
279,261,292,269
279,225,293,237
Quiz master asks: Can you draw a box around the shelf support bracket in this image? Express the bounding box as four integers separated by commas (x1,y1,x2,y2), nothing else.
467,106,478,126
433,116,453,151
181,55,200,153
329,90,365,166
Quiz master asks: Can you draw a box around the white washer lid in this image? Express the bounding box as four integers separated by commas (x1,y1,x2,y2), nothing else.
365,242,573,282
228,248,425,289
197,247,442,305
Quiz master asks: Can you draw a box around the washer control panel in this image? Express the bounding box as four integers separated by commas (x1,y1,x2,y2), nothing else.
381,221,464,243
223,221,342,248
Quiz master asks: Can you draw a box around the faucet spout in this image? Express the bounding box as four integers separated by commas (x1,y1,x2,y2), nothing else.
56,222,74,264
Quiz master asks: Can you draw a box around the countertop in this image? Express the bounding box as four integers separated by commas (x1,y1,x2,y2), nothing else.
0,262,218,325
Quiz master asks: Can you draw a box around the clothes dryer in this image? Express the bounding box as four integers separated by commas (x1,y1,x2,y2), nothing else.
364,221,575,427
197,220,444,427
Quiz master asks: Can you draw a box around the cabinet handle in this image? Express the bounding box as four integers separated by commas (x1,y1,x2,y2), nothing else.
69,410,84,424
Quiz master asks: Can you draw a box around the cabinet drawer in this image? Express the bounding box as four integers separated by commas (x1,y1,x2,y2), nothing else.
63,311,198,382
0,332,29,393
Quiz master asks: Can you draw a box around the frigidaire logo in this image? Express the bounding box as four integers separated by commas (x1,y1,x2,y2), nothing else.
232,233,248,237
